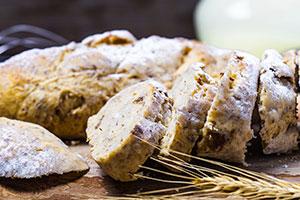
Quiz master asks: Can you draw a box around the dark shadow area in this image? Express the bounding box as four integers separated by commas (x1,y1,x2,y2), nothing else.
100,158,185,196
246,97,264,158
0,170,88,192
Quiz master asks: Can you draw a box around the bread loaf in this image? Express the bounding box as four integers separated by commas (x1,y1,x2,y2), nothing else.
0,30,188,139
0,117,89,178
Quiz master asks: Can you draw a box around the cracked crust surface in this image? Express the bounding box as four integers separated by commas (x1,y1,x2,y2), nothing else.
15,72,127,139
197,51,260,163
160,63,217,161
86,80,173,181
117,36,189,88
0,117,89,178
258,49,298,154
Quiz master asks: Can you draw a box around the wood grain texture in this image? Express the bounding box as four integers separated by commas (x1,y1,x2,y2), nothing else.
1,144,300,199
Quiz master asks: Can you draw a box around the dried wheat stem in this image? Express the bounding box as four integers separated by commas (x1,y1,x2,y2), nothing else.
130,136,300,199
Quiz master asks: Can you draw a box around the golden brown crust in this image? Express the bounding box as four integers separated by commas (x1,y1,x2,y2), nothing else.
16,72,126,139
0,45,72,118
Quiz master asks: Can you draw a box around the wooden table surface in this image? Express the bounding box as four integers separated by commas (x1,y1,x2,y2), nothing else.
1,144,300,200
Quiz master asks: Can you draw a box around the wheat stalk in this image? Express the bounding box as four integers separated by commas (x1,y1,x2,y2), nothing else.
101,137,300,199
127,139,300,199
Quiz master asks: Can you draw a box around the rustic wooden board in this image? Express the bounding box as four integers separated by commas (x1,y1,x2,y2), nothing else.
1,144,300,199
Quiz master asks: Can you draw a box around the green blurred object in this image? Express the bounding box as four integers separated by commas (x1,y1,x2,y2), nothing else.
194,0,300,56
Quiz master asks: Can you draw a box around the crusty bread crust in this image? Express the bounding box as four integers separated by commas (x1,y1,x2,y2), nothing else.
116,36,189,88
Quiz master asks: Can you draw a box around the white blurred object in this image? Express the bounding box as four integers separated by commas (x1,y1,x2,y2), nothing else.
194,0,300,56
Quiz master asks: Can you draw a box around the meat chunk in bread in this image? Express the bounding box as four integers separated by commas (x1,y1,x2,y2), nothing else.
0,117,89,178
86,80,173,181
258,49,298,154
197,51,260,163
160,63,217,161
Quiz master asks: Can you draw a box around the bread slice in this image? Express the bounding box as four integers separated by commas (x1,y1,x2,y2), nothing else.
0,117,89,178
160,63,217,161
258,49,298,154
197,51,260,163
86,80,173,181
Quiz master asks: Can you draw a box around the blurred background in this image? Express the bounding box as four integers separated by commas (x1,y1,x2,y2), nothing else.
0,0,200,61
0,0,198,61
1,0,300,61
0,0,199,40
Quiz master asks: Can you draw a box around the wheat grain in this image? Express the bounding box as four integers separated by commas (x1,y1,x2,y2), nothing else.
102,136,300,199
